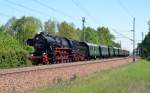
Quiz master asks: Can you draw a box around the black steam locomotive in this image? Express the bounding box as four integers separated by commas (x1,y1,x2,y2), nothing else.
27,32,129,64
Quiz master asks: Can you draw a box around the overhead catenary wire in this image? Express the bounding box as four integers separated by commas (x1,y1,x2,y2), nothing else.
115,0,135,39
72,0,133,42
2,2,23,14
5,0,51,18
32,0,77,21
2,0,84,29
0,12,11,18
71,0,99,24
6,0,92,28
2,0,133,36
116,0,134,18
111,28,133,41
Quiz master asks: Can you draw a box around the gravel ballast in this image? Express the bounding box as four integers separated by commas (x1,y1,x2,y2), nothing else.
0,57,133,93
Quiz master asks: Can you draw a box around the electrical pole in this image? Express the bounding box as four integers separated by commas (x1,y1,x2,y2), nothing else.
148,20,150,32
132,17,135,62
141,32,144,56
141,32,144,42
120,40,122,49
82,17,85,42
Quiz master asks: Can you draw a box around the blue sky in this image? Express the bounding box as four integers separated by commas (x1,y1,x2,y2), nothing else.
0,0,150,52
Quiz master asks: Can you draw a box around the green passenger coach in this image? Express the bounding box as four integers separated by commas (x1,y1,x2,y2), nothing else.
86,43,100,59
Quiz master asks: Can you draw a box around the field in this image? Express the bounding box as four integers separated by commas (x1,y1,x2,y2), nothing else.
30,60,150,93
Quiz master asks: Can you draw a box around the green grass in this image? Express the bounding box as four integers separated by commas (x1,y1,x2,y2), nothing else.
30,60,150,93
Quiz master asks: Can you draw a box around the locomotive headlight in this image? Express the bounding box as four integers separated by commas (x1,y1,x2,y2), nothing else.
42,53,46,56
36,37,39,40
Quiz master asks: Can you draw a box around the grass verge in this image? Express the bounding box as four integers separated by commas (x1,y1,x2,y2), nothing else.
30,60,150,93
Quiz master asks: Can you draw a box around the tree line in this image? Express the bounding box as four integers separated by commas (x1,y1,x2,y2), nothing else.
0,16,120,68
0,16,120,47
137,31,150,60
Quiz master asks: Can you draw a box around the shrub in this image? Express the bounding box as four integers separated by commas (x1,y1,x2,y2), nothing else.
0,32,32,68
24,45,34,54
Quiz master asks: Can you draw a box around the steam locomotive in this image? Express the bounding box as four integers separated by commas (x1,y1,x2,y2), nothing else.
27,32,129,64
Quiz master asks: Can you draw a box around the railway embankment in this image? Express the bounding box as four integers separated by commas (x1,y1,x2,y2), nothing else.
0,57,133,93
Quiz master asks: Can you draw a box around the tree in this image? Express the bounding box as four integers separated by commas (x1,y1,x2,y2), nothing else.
0,17,17,35
80,27,99,44
136,43,142,56
0,25,5,32
5,17,16,29
112,42,121,48
44,19,55,35
57,21,79,40
97,27,115,46
76,28,82,41
141,32,150,59
11,16,42,45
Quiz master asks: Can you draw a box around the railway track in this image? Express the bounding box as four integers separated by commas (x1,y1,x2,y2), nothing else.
0,57,134,93
0,57,130,75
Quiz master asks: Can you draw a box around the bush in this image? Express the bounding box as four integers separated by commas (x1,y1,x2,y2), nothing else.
0,32,32,68
24,45,34,54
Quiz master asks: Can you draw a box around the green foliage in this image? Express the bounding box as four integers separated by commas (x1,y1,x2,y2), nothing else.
44,19,56,35
75,28,82,41
11,16,42,45
80,26,119,47
97,26,115,46
0,49,31,68
24,46,35,54
0,25,6,32
57,21,80,40
3,17,17,36
81,27,99,44
140,32,150,59
0,32,31,68
30,60,150,93
112,42,121,48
